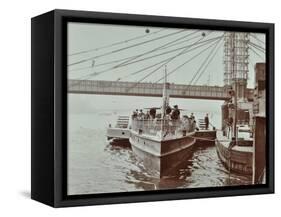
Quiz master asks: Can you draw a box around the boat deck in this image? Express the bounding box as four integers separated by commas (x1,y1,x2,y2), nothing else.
216,130,253,153
130,129,195,142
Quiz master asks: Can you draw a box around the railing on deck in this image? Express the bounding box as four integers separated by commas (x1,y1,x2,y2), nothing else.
131,118,195,137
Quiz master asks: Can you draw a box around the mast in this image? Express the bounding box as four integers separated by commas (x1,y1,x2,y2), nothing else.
162,65,169,110
232,33,238,141
161,65,169,138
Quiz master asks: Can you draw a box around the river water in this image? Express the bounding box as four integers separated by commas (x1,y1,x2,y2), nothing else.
67,101,252,195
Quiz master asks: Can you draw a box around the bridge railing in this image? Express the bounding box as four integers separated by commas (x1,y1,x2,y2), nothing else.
69,80,226,91
68,80,235,100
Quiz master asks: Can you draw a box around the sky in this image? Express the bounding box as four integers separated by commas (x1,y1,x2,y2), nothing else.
67,22,265,114
67,22,265,88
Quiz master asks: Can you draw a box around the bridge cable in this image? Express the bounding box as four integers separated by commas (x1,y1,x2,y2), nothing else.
249,45,265,60
69,55,136,73
250,33,265,46
70,34,224,89
69,30,201,73
68,28,165,56
106,34,203,69
70,34,211,88
70,32,203,74
118,35,221,81
71,41,196,80
155,34,223,83
192,37,224,85
189,37,222,85
113,30,201,68
125,32,217,91
68,29,187,66
156,35,222,83
248,41,265,53
72,34,221,81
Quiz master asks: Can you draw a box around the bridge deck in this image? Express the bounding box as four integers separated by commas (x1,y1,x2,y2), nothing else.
68,80,252,100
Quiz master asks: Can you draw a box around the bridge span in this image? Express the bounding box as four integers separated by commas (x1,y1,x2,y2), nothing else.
68,80,253,101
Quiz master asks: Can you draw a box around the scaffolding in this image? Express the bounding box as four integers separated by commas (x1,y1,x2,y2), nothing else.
224,32,249,88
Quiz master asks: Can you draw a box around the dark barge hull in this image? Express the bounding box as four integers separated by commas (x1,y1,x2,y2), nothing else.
109,138,131,148
194,130,216,146
130,131,196,178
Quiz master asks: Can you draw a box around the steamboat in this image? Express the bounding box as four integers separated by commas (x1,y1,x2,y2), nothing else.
215,62,266,179
216,104,254,175
106,115,131,147
129,67,196,177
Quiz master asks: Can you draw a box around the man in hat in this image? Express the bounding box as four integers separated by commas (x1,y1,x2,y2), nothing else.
204,113,209,130
169,105,180,134
138,109,144,119
171,105,180,120
190,112,195,120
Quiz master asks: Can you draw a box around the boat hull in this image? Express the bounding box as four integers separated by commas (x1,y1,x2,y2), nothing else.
109,138,131,148
106,127,130,140
215,139,253,175
194,130,216,146
130,131,196,177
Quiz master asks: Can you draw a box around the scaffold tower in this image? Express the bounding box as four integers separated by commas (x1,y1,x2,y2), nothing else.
224,32,249,99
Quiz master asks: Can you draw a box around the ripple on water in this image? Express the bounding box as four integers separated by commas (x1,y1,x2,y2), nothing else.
68,114,252,195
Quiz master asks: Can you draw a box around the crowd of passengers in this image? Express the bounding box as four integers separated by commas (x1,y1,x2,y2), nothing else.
131,105,207,132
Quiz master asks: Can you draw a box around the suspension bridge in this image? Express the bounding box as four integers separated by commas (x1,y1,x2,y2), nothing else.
67,27,265,100
68,79,254,100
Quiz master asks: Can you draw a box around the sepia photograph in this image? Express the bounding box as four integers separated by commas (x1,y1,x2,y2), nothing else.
67,22,266,195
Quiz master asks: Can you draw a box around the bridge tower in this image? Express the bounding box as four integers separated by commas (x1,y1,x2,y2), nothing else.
224,32,249,100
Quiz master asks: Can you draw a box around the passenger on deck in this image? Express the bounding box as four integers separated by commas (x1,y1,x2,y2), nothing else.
204,113,209,130
132,109,138,120
149,108,156,119
166,105,172,116
227,116,234,138
181,115,190,134
170,105,180,134
193,120,199,131
171,105,180,120
190,112,195,120
144,111,150,119
138,109,145,120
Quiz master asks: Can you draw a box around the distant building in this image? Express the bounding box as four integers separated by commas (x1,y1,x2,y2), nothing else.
253,63,266,117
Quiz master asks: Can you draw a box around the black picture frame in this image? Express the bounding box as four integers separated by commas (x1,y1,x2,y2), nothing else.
31,9,274,207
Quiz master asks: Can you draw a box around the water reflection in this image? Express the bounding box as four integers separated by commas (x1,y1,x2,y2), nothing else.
68,112,252,195
105,141,252,192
